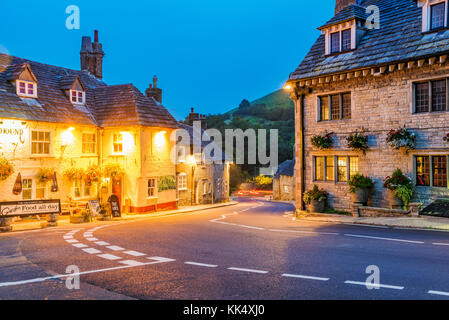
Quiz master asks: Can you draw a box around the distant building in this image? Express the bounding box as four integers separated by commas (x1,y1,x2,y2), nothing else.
273,160,295,201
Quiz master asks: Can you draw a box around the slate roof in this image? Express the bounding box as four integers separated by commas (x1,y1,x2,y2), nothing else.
274,160,295,178
0,53,178,128
289,0,449,81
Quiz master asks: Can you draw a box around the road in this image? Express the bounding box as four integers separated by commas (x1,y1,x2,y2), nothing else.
1,197,449,300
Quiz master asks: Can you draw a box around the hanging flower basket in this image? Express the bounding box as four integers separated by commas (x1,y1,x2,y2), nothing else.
311,132,333,150
386,128,416,151
346,131,369,154
103,164,124,180
443,133,449,143
37,168,54,183
0,158,14,182
84,165,100,184
63,167,85,181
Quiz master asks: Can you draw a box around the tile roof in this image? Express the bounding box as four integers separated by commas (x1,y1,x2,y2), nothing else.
0,53,179,128
274,159,295,178
288,0,449,81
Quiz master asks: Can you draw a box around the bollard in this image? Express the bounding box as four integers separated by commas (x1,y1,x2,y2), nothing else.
0,217,13,232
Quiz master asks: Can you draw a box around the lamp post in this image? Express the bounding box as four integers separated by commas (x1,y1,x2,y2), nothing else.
187,155,196,205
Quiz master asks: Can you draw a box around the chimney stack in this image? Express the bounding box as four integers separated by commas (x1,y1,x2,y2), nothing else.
145,75,163,103
80,30,105,79
335,0,359,14
186,108,207,130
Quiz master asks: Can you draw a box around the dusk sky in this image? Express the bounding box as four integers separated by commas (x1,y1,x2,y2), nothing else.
0,0,333,120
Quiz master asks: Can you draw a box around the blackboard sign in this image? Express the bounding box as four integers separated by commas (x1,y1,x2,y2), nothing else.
87,200,101,217
0,200,61,217
108,195,121,218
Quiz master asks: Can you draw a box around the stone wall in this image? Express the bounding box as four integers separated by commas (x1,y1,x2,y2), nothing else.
273,175,296,201
295,63,449,212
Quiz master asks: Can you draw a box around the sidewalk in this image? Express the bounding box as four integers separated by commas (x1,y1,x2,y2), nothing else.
296,213,449,231
3,201,238,233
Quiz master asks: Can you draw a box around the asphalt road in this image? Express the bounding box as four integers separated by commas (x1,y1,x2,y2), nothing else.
2,197,449,300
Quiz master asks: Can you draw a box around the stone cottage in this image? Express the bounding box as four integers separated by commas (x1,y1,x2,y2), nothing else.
286,0,449,212
273,159,296,201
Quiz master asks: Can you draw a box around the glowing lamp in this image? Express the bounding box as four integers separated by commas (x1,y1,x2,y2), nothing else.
120,132,135,154
283,84,292,91
61,127,75,147
155,131,167,148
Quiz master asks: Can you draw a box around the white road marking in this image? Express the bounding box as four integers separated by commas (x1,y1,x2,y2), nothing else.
344,280,404,290
119,260,145,267
428,290,449,297
185,262,218,268
63,236,73,239
344,223,389,229
433,243,449,246
83,234,93,238
282,273,329,281
82,248,102,255
214,221,265,230
97,254,121,261
107,246,125,251
344,234,424,244
72,243,88,248
86,237,99,242
148,257,176,263
124,250,146,257
94,241,110,246
269,229,339,236
65,239,79,243
0,258,175,288
228,267,268,274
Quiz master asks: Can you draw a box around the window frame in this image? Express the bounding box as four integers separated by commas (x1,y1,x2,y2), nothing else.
147,178,158,199
31,130,51,156
178,173,187,191
82,132,97,155
318,92,352,121
414,155,449,188
72,178,96,200
430,1,447,31
314,155,359,183
112,133,124,155
70,89,86,105
16,80,37,98
413,78,448,114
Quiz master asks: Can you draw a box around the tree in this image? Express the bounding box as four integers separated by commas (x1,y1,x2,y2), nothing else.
239,99,250,109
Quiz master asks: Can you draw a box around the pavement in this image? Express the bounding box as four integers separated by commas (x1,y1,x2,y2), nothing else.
2,198,449,299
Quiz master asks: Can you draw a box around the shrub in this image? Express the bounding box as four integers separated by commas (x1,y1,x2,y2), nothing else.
386,128,416,151
384,169,414,210
103,164,124,179
311,132,333,150
395,185,414,210
0,158,14,181
348,173,374,193
251,175,272,190
346,132,369,153
304,185,328,205
84,165,100,184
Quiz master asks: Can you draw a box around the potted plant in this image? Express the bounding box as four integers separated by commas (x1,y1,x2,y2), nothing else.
348,173,374,205
0,157,14,182
63,167,85,181
311,132,333,150
37,168,53,183
304,185,328,213
84,165,100,185
386,127,416,152
346,131,369,154
383,169,414,210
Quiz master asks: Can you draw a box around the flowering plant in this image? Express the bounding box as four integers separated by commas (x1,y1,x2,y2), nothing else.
384,169,414,210
103,164,124,179
63,167,85,181
348,173,374,193
0,158,14,181
303,185,328,204
346,131,369,153
443,133,449,143
386,128,416,151
37,168,53,183
84,165,100,184
311,132,333,150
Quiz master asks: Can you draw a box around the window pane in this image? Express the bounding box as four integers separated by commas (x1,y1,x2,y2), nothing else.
342,93,351,119
36,182,45,199
431,2,445,30
315,157,325,181
331,94,340,120
23,179,32,200
320,96,329,121
331,32,340,53
337,157,348,182
432,80,446,112
341,29,351,51
415,82,429,113
416,156,430,186
349,157,359,178
433,156,447,187
326,157,335,181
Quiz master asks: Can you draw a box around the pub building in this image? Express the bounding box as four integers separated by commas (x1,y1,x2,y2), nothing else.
0,31,180,214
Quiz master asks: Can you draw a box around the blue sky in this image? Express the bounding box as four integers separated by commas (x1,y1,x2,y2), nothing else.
0,0,333,120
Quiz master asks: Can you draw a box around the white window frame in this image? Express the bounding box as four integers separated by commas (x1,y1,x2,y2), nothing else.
323,21,356,55
420,0,448,32
82,132,97,155
72,178,96,200
16,80,37,98
22,178,33,200
31,130,51,156
112,133,124,155
21,177,48,200
70,89,86,105
147,178,158,199
177,145,186,163
178,173,187,191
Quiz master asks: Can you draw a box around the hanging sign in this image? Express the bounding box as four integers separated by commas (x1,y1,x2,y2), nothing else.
0,200,61,217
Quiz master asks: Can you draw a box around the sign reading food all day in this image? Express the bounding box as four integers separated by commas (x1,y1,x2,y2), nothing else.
0,200,61,217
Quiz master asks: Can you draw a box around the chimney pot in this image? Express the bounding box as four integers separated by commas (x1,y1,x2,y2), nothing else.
153,76,158,89
335,0,358,14
94,30,99,43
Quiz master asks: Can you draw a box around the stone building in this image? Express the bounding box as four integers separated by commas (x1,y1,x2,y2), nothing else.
273,160,295,201
0,31,180,214
287,0,449,212
175,109,231,206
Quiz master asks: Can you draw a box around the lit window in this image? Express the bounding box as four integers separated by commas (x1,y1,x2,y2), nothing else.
319,96,330,121
73,179,81,198
178,173,187,190
331,95,340,120
433,156,448,188
431,2,446,30
16,80,37,98
326,157,335,181
349,157,359,178
416,156,430,186
314,156,359,182
31,131,50,155
113,134,123,154
337,157,348,182
82,133,96,154
319,93,351,121
148,178,157,197
70,90,85,104
36,181,46,199
315,157,325,181
72,179,95,199
22,179,32,200
284,185,290,193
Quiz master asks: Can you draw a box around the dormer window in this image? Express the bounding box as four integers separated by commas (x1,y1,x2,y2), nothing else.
321,20,357,55
70,90,85,105
16,80,37,98
419,0,448,32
